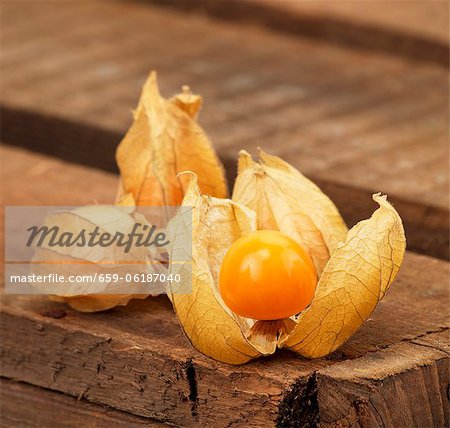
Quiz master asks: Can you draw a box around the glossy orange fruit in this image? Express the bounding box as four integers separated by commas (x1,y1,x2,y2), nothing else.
219,230,317,320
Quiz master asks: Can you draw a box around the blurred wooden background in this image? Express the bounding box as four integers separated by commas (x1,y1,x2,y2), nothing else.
2,0,448,259
1,1,449,427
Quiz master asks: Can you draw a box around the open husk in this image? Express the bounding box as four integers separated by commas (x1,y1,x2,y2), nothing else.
169,155,405,363
116,71,228,206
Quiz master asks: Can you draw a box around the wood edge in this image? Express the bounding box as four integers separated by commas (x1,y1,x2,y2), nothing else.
317,330,449,381
280,331,450,426
0,104,121,173
2,103,449,260
0,378,167,427
146,0,449,66
308,176,450,260
1,299,448,426
0,305,291,425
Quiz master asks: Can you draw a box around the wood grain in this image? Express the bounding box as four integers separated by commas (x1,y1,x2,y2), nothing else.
1,147,449,427
0,379,165,427
1,146,117,206
316,332,449,427
255,0,449,46
1,1,448,259
1,259,448,427
153,0,449,64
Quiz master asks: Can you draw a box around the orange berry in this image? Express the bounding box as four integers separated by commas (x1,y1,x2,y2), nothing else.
219,230,317,320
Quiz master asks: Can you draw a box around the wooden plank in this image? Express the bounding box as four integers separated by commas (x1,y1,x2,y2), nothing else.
0,146,119,206
315,332,449,428
254,0,449,46
1,147,449,426
1,257,448,427
0,379,165,427
1,1,448,260
153,0,449,65
0,146,117,206
0,296,329,427
0,146,117,262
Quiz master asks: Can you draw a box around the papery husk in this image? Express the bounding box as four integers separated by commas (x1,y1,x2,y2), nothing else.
49,294,138,313
233,150,348,275
33,205,152,312
116,71,228,206
167,174,266,364
280,194,406,358
170,176,405,363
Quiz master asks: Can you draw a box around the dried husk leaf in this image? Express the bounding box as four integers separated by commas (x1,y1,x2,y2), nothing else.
49,294,137,313
167,174,262,364
246,318,296,355
281,194,406,358
116,71,228,206
170,85,202,119
168,178,405,363
115,191,136,207
233,150,348,274
33,205,151,312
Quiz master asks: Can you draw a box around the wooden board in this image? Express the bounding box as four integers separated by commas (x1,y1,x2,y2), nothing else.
0,379,165,427
255,0,449,46
1,146,117,206
157,0,449,64
1,1,449,425
1,146,449,426
1,0,449,259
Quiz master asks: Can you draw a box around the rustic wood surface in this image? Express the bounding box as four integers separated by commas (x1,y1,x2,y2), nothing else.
1,0,449,426
256,0,449,45
1,146,449,426
0,379,166,427
1,0,449,259
157,0,449,64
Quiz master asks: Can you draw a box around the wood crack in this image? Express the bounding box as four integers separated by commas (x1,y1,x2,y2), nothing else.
277,374,319,428
184,359,199,418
